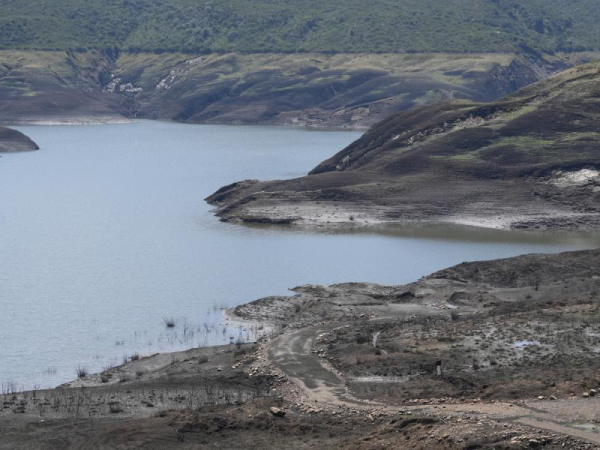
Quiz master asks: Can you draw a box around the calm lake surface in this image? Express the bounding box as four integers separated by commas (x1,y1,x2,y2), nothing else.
2,121,600,389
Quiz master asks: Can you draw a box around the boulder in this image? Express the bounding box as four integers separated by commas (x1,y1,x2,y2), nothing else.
270,407,286,418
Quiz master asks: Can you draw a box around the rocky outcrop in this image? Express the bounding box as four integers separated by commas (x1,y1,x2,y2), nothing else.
0,127,38,152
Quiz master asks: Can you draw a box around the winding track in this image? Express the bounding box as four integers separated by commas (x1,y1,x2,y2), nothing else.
267,325,600,445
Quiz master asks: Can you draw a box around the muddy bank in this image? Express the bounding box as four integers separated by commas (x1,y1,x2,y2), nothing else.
0,126,38,152
207,175,600,231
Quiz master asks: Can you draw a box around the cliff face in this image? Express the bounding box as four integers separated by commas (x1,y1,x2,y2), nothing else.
0,127,39,152
206,61,600,230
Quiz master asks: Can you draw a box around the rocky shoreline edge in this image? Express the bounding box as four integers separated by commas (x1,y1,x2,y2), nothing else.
206,178,600,232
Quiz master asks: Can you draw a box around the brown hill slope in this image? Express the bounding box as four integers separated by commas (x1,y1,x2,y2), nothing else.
0,50,594,128
207,61,600,230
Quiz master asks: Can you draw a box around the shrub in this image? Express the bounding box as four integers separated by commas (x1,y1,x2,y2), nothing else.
109,403,124,414
76,366,88,378
356,333,369,344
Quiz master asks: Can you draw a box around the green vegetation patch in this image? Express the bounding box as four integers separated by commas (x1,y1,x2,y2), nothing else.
1,0,600,53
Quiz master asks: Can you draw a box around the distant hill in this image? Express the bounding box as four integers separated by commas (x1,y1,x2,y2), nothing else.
3,1,600,128
207,60,600,230
3,49,599,128
1,0,600,54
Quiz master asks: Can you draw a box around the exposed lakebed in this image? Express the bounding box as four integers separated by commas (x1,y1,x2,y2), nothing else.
1,121,600,389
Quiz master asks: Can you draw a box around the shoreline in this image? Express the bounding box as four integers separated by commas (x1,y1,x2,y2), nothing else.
4,248,600,447
206,176,600,233
221,308,276,342
1,116,368,131
8,217,597,393
2,117,133,126
34,308,270,391
212,204,600,232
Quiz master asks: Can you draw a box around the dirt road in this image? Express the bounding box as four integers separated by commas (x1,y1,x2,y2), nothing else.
268,324,365,407
267,325,600,446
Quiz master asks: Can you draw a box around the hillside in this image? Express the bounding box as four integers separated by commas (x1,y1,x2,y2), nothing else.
1,0,600,54
207,60,600,230
0,51,131,124
113,51,574,127
1,49,596,127
3,1,600,127
0,126,38,152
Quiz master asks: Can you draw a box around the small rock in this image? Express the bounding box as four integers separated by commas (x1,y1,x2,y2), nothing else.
270,407,286,418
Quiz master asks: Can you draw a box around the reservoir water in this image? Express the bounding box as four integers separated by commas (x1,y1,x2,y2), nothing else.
2,121,600,389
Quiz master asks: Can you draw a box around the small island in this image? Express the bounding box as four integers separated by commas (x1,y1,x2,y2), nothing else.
0,126,39,153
